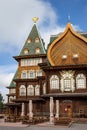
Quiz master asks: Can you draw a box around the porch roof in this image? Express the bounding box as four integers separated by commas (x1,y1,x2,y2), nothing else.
41,92,87,98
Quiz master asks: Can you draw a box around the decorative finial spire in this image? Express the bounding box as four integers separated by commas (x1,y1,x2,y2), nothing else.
68,15,70,22
32,17,39,23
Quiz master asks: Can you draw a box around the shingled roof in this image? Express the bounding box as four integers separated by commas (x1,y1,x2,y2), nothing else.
48,32,87,46
20,24,46,56
9,69,18,88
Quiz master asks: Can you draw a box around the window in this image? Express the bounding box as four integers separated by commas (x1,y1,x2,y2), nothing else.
62,55,67,59
50,75,59,89
21,70,27,78
21,58,42,66
28,70,35,78
60,70,75,92
27,39,31,43
36,48,40,54
9,96,14,103
9,89,16,94
64,78,71,91
35,85,40,95
76,74,86,89
36,70,42,76
27,85,34,96
73,54,78,58
24,48,28,54
35,37,39,43
19,85,26,96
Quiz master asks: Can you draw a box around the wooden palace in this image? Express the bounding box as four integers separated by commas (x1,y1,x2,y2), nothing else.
5,18,87,123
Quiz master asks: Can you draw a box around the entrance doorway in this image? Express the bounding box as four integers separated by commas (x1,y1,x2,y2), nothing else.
61,100,72,118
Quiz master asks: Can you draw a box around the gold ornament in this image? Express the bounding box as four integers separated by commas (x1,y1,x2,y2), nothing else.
32,17,39,23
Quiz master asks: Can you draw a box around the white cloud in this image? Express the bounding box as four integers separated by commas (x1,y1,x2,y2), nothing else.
0,0,64,53
0,64,17,102
0,64,17,86
0,0,82,51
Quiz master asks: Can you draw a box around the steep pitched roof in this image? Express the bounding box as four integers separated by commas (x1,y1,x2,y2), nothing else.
49,32,87,46
20,24,46,56
9,69,18,88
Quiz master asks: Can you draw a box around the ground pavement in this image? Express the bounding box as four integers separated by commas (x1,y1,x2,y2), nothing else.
0,118,87,130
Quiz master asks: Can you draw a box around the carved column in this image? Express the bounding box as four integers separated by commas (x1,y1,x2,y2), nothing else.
29,100,33,120
21,103,24,117
55,100,59,119
50,97,54,124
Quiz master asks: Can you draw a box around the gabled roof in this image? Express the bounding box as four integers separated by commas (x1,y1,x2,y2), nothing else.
20,24,46,56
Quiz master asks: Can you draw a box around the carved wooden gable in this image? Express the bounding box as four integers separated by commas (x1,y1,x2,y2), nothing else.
47,22,87,66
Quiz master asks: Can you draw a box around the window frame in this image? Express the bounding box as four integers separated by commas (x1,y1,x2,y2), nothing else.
19,85,26,96
76,74,86,89
27,85,34,96
50,75,59,89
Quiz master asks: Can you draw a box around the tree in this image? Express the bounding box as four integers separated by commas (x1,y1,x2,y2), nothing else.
0,93,4,113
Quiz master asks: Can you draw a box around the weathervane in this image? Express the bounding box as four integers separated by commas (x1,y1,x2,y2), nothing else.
32,17,39,23
68,15,70,22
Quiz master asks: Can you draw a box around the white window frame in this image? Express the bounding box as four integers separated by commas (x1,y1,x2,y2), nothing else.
21,58,42,66
64,78,71,91
50,75,59,89
35,48,40,54
28,70,35,78
19,85,26,96
27,85,34,96
21,70,27,79
36,70,42,77
9,96,14,103
76,74,86,89
35,85,40,95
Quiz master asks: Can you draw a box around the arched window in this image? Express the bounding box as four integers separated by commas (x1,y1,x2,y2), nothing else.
28,70,35,78
27,85,34,96
27,39,31,43
9,96,14,103
19,85,26,96
35,37,39,43
21,70,27,78
50,75,59,89
35,48,40,54
43,83,46,94
76,74,86,89
35,85,40,95
24,48,28,54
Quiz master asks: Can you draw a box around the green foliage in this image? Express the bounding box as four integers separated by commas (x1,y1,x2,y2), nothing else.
0,93,4,110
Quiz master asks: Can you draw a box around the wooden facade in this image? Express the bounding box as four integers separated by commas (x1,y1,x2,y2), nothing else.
5,22,87,123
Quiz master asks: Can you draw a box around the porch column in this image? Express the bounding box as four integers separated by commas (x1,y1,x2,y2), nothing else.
55,100,59,119
29,100,33,120
21,103,24,117
50,97,54,124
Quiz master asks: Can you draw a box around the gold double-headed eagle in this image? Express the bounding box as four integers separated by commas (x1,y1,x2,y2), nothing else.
32,17,39,23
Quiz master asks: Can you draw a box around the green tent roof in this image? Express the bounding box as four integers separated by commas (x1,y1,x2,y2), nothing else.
20,24,46,56
9,69,18,88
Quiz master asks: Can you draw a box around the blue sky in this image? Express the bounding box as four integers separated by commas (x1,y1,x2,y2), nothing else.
0,0,87,102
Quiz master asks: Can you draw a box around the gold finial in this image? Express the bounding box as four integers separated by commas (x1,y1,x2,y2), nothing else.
32,17,39,23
